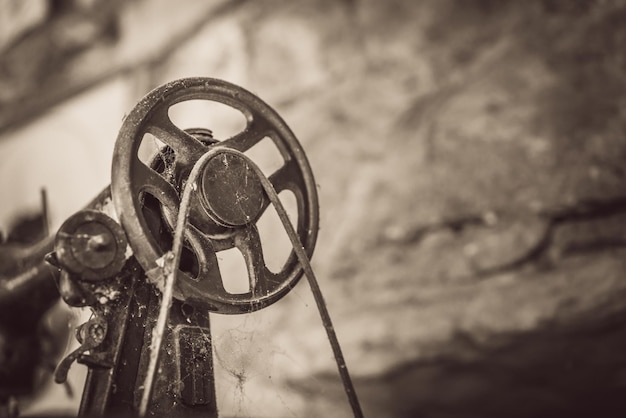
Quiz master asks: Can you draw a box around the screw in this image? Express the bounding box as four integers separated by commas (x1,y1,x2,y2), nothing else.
88,323,106,343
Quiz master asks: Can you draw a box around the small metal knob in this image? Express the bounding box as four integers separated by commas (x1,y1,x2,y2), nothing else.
199,153,265,227
55,210,128,281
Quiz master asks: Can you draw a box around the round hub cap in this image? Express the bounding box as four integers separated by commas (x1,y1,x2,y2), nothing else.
200,153,265,227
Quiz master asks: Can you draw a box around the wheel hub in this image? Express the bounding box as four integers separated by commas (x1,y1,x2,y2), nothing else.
199,152,265,227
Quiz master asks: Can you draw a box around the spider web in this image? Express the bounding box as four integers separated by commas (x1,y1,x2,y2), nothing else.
207,278,349,418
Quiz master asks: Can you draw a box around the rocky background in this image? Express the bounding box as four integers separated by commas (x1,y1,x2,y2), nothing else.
2,0,626,417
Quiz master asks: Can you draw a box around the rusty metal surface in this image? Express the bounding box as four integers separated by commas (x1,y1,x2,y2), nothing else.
0,186,121,404
111,77,319,314
1,77,328,417
55,210,128,281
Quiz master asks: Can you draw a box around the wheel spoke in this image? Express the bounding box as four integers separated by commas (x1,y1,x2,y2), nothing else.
147,109,207,165
233,225,272,297
250,160,305,224
219,118,268,153
184,225,223,289
171,224,228,308
268,159,305,194
133,161,180,209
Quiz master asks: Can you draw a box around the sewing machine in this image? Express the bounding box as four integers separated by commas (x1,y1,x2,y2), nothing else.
0,78,360,417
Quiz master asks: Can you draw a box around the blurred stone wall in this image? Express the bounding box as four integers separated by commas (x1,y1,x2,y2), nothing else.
0,0,47,52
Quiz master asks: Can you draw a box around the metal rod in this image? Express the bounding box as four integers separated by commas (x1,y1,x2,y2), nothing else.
40,188,49,237
236,150,364,418
138,148,225,417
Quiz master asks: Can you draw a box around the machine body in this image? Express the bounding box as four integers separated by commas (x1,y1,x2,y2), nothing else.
0,78,319,418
